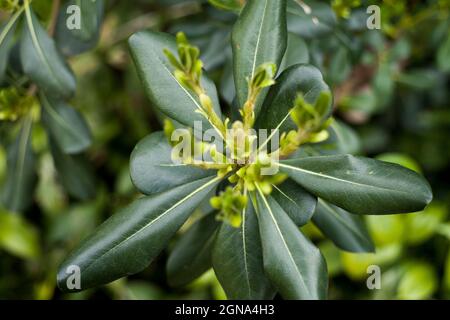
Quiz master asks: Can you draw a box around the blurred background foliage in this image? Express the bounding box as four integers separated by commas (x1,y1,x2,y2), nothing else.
0,0,449,299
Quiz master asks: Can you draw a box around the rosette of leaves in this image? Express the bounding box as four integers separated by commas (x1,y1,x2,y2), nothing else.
57,0,432,300
0,0,104,212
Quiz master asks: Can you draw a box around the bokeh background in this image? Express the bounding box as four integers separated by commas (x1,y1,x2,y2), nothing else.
0,0,449,299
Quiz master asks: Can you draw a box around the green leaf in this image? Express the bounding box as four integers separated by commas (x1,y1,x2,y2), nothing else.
271,179,317,226
279,155,433,215
328,120,361,155
287,0,337,39
255,64,331,133
21,5,76,99
327,46,351,85
312,199,375,253
130,132,214,195
396,69,439,91
55,0,104,56
41,93,92,154
213,201,275,299
57,175,222,292
49,138,96,201
208,0,244,12
0,7,22,84
128,31,221,130
0,208,40,259
437,32,450,72
397,262,438,300
167,213,219,287
1,118,37,213
232,0,287,114
255,188,328,299
280,32,309,71
403,203,447,245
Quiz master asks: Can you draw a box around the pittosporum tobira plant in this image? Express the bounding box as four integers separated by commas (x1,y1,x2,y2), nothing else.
57,0,432,299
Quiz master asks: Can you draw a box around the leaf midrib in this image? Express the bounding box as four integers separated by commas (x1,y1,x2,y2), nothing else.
82,175,222,274
256,185,310,296
278,162,414,197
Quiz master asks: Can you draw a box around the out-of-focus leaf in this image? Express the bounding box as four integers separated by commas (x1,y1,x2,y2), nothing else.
1,118,37,212
287,0,337,39
49,138,96,201
55,0,104,56
280,32,309,71
0,208,40,259
127,281,164,300
366,215,404,246
339,88,377,115
341,244,402,280
21,5,76,99
208,0,244,12
437,32,450,72
403,203,447,245
327,46,351,85
376,153,421,173
41,94,92,154
397,262,438,300
396,69,439,90
0,7,22,84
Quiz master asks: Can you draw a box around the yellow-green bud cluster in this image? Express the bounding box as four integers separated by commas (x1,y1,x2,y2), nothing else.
241,63,277,129
210,187,248,227
0,87,36,122
228,153,287,195
0,0,19,11
164,32,203,95
225,120,257,163
279,91,332,156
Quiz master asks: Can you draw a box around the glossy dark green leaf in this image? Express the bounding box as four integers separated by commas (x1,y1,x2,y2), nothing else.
255,189,328,299
21,6,76,99
130,132,214,195
49,138,96,201
57,175,222,292
55,0,104,56
312,199,375,253
232,0,287,114
279,155,433,215
41,93,92,154
0,8,22,84
167,213,219,287
271,179,317,226
287,0,336,39
255,64,331,132
1,118,36,213
213,202,275,299
128,31,221,129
